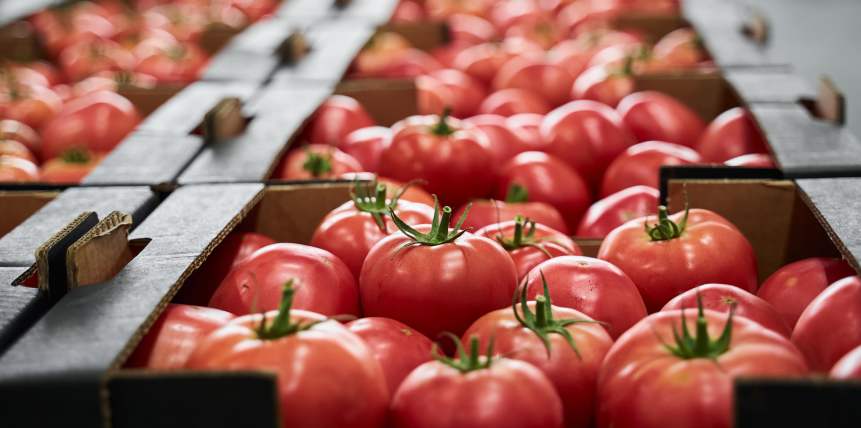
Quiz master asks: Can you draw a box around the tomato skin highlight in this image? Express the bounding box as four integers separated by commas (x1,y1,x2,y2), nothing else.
576,185,659,238
464,114,537,166
307,95,376,148
341,126,389,173
0,155,41,181
791,276,861,373
477,220,582,281
617,91,706,148
453,199,569,235
600,141,702,198
831,344,861,379
478,88,553,117
696,107,768,163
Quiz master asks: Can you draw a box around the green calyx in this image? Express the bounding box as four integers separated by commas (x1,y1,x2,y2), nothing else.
429,107,456,136
388,195,471,259
255,279,325,340
515,271,608,358
350,175,420,231
644,199,689,241
486,215,560,259
60,147,92,164
302,145,333,177
432,333,496,373
661,290,734,360
505,184,529,203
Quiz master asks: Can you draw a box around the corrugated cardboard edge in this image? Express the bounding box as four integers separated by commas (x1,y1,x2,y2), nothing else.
66,212,133,290
795,185,858,274
10,265,36,287
276,30,310,63
816,75,845,125
32,212,96,291
98,187,268,428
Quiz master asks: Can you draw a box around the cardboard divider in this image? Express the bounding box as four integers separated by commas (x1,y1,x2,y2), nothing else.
30,212,100,300
66,212,134,290
276,30,311,63
201,98,246,143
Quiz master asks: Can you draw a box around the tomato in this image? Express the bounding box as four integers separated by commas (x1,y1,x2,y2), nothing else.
724,153,775,167
133,38,208,83
188,284,388,428
542,100,636,189
273,144,362,180
40,90,142,160
791,276,861,373
427,69,487,119
416,74,454,117
506,113,544,149
39,12,117,57
571,64,635,108
831,344,861,379
40,148,103,183
477,216,582,281
228,0,277,22
0,155,40,181
452,184,569,234
494,151,592,232
521,255,647,339
208,243,360,317
464,281,613,428
430,42,473,69
617,91,706,147
341,173,437,206
453,38,542,84
0,140,37,164
177,232,277,306
125,303,235,369
695,107,768,163
21,60,65,86
464,114,536,166
0,120,41,159
379,111,494,207
311,180,435,280
353,32,412,77
504,19,565,50
391,0,426,24
493,52,576,108
447,13,497,45
359,202,517,353
600,141,703,198
144,4,208,43
341,126,389,173
550,30,642,70
478,88,552,116
59,39,135,82
390,335,563,428
10,67,50,88
756,257,855,329
587,43,644,69
424,0,492,20
576,185,659,237
598,204,758,313
0,83,62,130
378,49,443,78
307,95,376,148
345,317,435,395
597,298,807,428
652,28,705,68
662,284,792,339
489,0,544,33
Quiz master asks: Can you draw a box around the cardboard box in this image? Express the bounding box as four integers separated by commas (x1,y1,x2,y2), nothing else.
277,0,399,27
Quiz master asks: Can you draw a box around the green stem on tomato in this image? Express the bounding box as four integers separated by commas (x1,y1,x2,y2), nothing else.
388,195,472,259
505,184,529,203
660,289,735,360
431,333,496,373
644,190,690,241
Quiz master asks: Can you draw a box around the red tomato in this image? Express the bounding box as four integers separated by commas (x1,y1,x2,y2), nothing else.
464,282,613,428
0,83,62,130
576,185,659,237
188,284,388,428
307,95,376,148
695,107,768,162
452,184,569,234
724,153,775,167
416,74,454,117
478,88,552,116
353,32,412,76
521,255,647,339
598,205,758,313
490,0,545,33
10,67,49,88
464,114,537,166
662,284,792,339
493,52,576,108
600,141,703,198
359,204,517,353
425,0,492,20
391,0,427,24
571,64,635,108
40,149,103,183
597,302,807,428
506,113,544,149
831,344,861,379
542,100,636,189
144,4,208,43
39,12,117,57
505,19,565,50
126,303,235,369
379,112,494,207
390,336,563,428
341,126,389,173
273,144,362,180
0,120,41,160
791,276,861,373
447,13,497,45
652,28,705,67
0,140,37,164
22,60,65,86
430,42,473,69
587,43,644,69
311,180,435,280
428,69,487,119
494,151,593,232
345,317,434,395
40,90,142,160
453,38,543,85
178,232,277,306
617,91,706,147
0,155,40,181
756,257,855,329
59,39,135,82
550,30,641,70
477,216,582,279
208,243,360,317
341,173,437,206
378,49,442,78
133,38,208,83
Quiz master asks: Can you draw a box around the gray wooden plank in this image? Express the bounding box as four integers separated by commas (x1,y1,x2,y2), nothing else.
82,133,205,187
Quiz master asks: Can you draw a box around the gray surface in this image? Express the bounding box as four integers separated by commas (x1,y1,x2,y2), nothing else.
270,20,375,83
201,50,281,82
277,0,398,25
0,0,56,26
724,68,816,104
137,82,259,135
224,17,302,55
83,133,205,187
796,178,861,273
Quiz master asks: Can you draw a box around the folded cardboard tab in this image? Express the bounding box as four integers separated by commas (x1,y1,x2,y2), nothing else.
201,98,245,143
276,30,310,63
816,75,845,125
66,211,133,290
25,212,100,300
742,11,769,44
334,0,353,7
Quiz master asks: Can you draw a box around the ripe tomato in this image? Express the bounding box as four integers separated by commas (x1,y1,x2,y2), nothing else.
695,107,768,162
21,60,65,87
273,144,362,180
0,83,62,130
662,284,792,339
597,299,807,428
600,141,703,198
133,38,208,83
208,243,360,317
494,151,592,232
452,184,569,234
464,280,613,428
391,0,426,23
425,0,492,20
478,216,582,280
188,284,388,428
453,38,543,84
341,126,389,173
417,74,455,117
521,255,647,339
430,41,473,69
0,155,40,181
126,303,235,369
0,140,37,164
831,344,861,379
598,204,758,313
506,113,544,149
756,257,855,329
427,69,486,119
59,39,135,82
493,52,576,108
311,180,435,280
542,100,636,189
378,49,443,78
505,19,564,51
354,32,412,77
307,95,376,148
725,153,775,167
447,13,497,45
576,185,659,237
379,111,494,207
341,173,437,206
652,28,705,68
390,336,564,428
40,148,103,183
571,64,635,108
39,11,118,57
617,91,706,147
478,88,552,116
0,120,41,160
40,90,142,160
464,114,537,166
550,30,641,70
791,276,861,373
359,203,517,353
345,317,435,395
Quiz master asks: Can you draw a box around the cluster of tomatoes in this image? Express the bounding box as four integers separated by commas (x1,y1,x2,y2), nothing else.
0,0,276,183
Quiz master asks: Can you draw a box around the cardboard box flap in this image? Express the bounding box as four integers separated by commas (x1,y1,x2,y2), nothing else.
201,49,281,82
0,191,58,239
377,22,449,52
66,212,133,290
277,0,398,25
723,68,816,104
277,30,310,63
659,165,784,205
82,133,205,188
741,10,769,44
0,266,49,356
796,178,861,274
137,82,258,135
201,98,246,143
33,212,100,299
335,78,418,126
814,76,845,125
271,21,376,83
